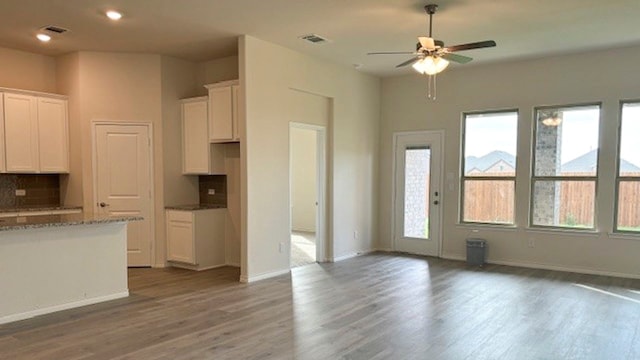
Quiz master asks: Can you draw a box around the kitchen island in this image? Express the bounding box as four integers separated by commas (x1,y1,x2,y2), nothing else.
0,213,141,324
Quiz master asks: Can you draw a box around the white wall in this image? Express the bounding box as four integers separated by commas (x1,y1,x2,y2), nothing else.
291,127,317,232
0,46,57,93
195,55,239,95
241,35,380,281
56,53,82,207
379,44,640,278
161,56,200,208
63,52,166,266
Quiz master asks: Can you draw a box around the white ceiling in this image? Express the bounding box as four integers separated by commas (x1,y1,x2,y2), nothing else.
1,0,640,76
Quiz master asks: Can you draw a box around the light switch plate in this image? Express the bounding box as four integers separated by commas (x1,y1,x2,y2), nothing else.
208,189,215,195
15,189,26,196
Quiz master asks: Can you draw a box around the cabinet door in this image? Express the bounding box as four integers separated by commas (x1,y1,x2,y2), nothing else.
182,100,210,174
167,220,195,264
37,98,69,173
232,84,241,142
4,93,39,173
208,86,233,142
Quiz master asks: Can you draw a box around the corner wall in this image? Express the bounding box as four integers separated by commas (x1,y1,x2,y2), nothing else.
379,45,640,277
241,35,381,281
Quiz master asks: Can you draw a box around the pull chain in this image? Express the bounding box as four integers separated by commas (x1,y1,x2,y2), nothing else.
427,74,437,100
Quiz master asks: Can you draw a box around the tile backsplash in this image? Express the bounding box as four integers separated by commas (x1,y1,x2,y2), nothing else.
199,175,227,207
0,174,60,208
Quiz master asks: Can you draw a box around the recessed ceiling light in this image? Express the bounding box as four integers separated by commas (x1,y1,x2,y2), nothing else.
106,10,122,20
36,33,51,42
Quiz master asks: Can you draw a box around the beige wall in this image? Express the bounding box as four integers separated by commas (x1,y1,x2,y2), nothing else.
56,53,83,206
0,46,56,93
291,127,317,232
75,52,165,266
195,55,239,95
161,56,200,208
380,44,640,278
241,35,380,281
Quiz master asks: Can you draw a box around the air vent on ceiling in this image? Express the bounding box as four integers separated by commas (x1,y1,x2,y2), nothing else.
41,25,70,34
299,34,330,44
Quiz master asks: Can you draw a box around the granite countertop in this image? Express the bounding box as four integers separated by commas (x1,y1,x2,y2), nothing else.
0,205,83,214
165,204,227,211
0,213,143,232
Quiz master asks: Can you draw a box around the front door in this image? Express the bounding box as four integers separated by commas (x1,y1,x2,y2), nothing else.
95,124,153,267
393,131,443,256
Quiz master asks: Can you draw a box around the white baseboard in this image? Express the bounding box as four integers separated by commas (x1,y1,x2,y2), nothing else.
168,262,227,271
0,291,129,325
244,268,291,283
441,252,640,280
441,253,466,262
225,262,241,268
332,249,375,262
488,258,640,280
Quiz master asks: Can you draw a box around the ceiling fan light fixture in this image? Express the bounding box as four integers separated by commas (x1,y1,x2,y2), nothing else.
413,56,449,75
542,113,562,126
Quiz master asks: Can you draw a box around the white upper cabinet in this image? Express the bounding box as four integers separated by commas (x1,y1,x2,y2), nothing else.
231,84,241,142
181,97,225,175
3,93,39,173
37,97,69,173
182,97,210,174
2,91,69,173
205,80,240,143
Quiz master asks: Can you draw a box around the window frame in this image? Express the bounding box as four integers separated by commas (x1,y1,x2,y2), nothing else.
613,100,640,234
529,102,602,230
460,109,519,226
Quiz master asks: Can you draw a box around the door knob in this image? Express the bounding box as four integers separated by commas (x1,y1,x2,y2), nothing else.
99,202,110,207
433,200,439,205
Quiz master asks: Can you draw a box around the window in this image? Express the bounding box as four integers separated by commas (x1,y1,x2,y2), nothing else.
531,104,600,229
461,111,518,224
615,102,640,233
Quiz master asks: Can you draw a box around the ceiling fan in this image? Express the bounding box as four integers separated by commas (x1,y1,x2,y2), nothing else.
368,4,496,98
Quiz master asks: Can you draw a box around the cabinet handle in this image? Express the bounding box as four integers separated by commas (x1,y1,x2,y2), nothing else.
99,202,110,208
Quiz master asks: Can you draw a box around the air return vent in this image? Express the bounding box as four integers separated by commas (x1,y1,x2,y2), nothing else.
41,25,70,34
299,34,330,44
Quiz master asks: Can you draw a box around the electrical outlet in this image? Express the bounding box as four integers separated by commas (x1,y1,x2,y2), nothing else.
208,189,215,195
279,242,285,253
528,238,535,248
15,189,26,196
353,231,358,240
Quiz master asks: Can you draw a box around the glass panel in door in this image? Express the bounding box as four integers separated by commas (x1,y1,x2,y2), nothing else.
403,146,431,239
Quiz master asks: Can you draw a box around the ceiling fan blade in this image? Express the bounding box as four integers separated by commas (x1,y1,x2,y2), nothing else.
418,36,436,50
367,51,414,55
442,53,473,64
396,56,420,68
444,40,496,52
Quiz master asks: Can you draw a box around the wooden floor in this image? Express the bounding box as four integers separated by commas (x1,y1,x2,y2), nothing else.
2,253,640,359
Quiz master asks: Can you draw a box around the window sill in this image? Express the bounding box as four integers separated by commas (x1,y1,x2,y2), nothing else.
456,223,518,232
525,227,601,237
607,232,640,241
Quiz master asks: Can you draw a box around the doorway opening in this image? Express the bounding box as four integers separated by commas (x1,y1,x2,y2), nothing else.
290,123,326,268
393,131,443,257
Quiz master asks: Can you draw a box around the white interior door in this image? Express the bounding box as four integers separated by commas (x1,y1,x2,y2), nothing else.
393,131,443,256
95,124,153,267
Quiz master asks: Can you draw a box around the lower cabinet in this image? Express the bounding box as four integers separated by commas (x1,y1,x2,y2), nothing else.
166,208,225,271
